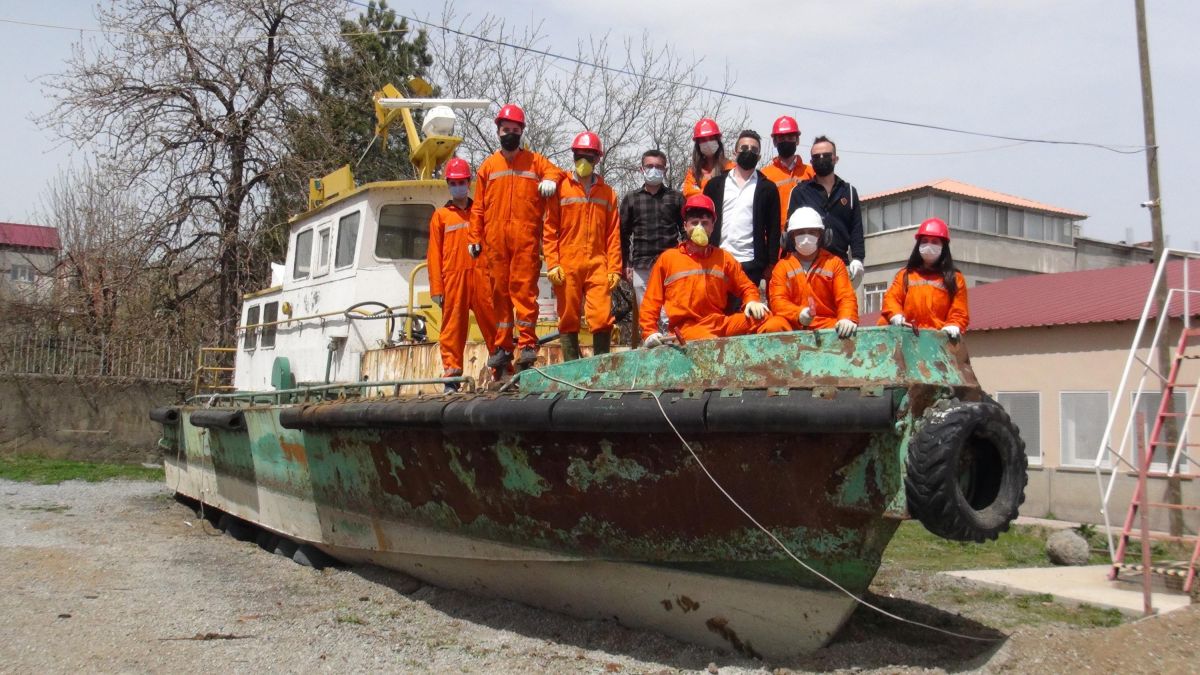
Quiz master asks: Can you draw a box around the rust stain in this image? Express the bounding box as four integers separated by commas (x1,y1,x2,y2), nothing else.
279,438,308,466
371,518,391,551
661,599,673,611
676,595,700,613
705,616,760,659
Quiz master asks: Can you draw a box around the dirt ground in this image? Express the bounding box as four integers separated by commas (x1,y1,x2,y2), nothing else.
1,479,1195,674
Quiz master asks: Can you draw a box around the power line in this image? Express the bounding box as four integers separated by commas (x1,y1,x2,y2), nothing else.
372,2,1147,155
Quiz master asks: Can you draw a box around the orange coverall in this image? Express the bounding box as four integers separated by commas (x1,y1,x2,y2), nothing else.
468,149,563,352
544,174,621,334
877,268,970,330
761,157,815,229
768,250,859,330
639,243,785,342
427,201,498,374
681,160,735,198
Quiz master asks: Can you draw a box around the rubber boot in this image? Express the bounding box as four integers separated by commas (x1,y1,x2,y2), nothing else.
560,333,581,361
591,330,611,356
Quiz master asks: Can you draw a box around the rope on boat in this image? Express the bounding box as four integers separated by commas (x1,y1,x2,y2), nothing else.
514,366,1001,644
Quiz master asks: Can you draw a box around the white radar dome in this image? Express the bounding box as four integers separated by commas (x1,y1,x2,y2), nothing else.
422,106,457,138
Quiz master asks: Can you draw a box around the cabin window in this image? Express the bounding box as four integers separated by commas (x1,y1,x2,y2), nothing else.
335,211,360,268
375,203,435,260
315,227,331,276
260,302,279,349
243,305,260,350
997,392,1041,463
294,229,313,279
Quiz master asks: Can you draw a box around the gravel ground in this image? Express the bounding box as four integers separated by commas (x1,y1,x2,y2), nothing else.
1,478,1195,674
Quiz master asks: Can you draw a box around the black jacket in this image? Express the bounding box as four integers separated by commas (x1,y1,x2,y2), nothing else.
788,176,864,263
703,170,781,270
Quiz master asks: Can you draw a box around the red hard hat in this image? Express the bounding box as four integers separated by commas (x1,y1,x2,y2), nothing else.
771,115,800,136
681,194,716,218
495,103,526,127
571,131,603,155
444,157,471,180
916,217,951,241
693,117,721,140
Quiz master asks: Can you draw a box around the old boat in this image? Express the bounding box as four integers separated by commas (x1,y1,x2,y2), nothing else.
150,86,1027,660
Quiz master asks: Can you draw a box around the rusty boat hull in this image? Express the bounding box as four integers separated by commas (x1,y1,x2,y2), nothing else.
157,327,1007,660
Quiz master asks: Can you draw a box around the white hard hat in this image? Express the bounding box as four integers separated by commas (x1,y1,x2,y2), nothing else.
787,206,825,233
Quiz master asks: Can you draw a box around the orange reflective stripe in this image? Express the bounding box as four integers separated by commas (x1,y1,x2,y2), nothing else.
444,222,468,233
490,169,539,180
664,268,725,286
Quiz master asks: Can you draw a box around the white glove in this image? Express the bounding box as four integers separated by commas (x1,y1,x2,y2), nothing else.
889,314,906,327
797,307,813,327
538,178,558,197
431,295,443,308
848,259,864,280
743,301,769,321
942,324,961,339
643,332,667,349
467,243,482,258
835,318,858,338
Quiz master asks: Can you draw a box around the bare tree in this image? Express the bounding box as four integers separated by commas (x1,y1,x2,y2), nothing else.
425,2,748,193
39,0,343,344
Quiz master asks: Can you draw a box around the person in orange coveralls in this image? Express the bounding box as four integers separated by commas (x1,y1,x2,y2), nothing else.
681,117,733,197
877,217,969,338
638,194,786,346
543,131,621,361
767,206,858,337
467,103,563,372
427,158,498,391
760,115,814,230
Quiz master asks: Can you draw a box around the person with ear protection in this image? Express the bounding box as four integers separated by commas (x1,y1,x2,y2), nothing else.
788,135,866,288
767,207,858,337
682,117,734,197
427,158,499,390
639,195,786,347
877,218,969,339
467,103,563,372
543,131,621,361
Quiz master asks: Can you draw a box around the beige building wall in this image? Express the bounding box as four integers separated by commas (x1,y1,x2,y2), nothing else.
967,321,1199,530
0,249,57,304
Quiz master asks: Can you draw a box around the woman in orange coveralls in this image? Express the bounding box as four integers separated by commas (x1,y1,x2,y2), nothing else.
877,217,969,338
638,194,785,346
767,206,858,338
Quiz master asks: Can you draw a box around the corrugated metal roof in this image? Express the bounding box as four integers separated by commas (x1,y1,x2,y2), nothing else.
861,178,1088,219
970,259,1200,331
0,222,60,251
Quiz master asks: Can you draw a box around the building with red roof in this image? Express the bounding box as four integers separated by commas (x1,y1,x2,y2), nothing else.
0,222,60,304
949,258,1200,530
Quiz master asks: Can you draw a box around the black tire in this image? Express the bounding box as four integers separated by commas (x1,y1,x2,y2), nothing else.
906,399,1028,542
273,538,298,559
293,544,337,569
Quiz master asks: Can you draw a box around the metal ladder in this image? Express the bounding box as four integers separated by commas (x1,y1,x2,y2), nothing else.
1095,249,1200,598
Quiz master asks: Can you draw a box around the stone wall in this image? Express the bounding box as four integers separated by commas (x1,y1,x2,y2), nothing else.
0,375,185,463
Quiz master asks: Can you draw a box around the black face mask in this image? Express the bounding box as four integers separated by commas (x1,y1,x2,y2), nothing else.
736,150,760,170
776,141,797,159
812,156,835,177
499,133,521,151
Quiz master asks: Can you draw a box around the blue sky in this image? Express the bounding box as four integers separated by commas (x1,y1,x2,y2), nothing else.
1,1,1196,246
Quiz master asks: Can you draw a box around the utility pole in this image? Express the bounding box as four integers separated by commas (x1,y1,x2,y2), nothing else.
1134,0,1181,536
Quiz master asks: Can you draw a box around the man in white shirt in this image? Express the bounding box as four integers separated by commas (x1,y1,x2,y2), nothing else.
701,130,781,290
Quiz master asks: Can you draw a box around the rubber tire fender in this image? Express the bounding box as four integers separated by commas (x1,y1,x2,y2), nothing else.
905,399,1028,542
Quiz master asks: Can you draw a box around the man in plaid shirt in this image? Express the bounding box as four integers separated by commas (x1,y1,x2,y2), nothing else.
619,149,685,329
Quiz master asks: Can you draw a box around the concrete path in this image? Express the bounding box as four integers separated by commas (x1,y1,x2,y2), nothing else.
945,564,1193,616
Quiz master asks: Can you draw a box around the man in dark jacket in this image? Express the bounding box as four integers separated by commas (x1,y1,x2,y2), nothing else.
702,129,781,288
788,135,865,287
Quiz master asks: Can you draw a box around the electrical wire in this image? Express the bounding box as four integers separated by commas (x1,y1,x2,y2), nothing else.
506,364,1001,644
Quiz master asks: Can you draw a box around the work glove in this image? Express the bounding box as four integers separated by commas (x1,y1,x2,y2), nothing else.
835,318,858,338
547,266,565,285
941,324,962,340
848,259,864,289
889,314,906,327
643,332,668,349
467,243,482,258
607,273,621,291
431,295,443,308
743,301,769,321
797,307,813,327
538,178,558,198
